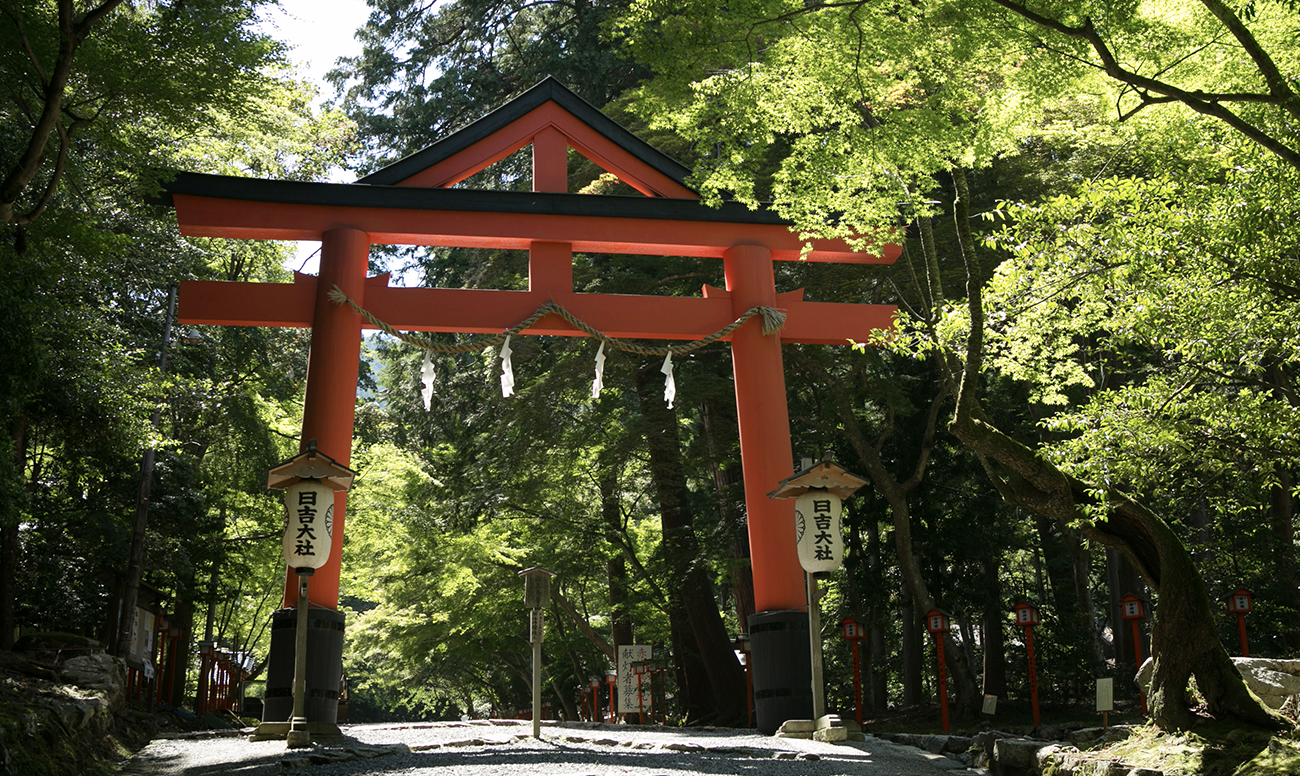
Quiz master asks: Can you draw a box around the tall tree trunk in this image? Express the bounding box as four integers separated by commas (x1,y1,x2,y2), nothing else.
946,166,1285,731
667,602,711,721
0,415,27,649
634,361,747,726
1269,468,1300,651
865,510,888,712
601,469,635,651
901,583,922,706
980,560,1007,700
699,399,754,629
167,571,196,708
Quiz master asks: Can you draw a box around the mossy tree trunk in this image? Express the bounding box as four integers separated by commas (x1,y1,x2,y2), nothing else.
946,167,1287,732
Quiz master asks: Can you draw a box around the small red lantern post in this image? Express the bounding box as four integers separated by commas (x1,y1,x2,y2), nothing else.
1225,588,1253,657
1013,601,1041,726
588,676,600,722
605,669,617,723
840,616,867,727
925,609,952,733
1120,593,1148,715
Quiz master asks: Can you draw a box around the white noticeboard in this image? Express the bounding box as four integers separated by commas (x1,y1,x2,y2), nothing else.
1096,678,1114,712
529,609,545,644
617,644,653,714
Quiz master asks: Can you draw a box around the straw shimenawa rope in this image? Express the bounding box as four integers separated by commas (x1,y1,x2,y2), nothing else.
328,285,786,357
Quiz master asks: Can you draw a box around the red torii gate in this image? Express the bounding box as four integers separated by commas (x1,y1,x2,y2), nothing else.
167,79,898,734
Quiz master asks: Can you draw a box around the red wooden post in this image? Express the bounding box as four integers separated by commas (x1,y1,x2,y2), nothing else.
1014,601,1040,727
925,610,951,733
1120,594,1148,715
208,654,219,713
636,668,645,718
1227,589,1252,657
840,617,865,727
196,646,209,714
606,671,616,723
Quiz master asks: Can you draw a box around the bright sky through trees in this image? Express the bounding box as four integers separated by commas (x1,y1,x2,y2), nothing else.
255,0,371,274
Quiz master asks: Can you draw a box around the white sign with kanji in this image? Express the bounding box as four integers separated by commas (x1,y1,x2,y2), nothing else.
617,644,653,715
794,490,843,572
282,480,335,569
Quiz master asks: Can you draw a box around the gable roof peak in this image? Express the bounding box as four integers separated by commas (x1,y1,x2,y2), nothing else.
357,77,696,198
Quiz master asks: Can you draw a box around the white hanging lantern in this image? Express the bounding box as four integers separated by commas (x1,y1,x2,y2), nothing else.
282,480,335,569
794,489,843,573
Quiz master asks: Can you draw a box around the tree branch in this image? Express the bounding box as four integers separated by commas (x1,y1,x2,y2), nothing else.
987,0,1300,172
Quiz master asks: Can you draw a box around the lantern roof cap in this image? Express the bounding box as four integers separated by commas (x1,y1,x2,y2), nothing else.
1013,599,1038,610
767,457,869,500
1228,587,1252,596
924,607,952,618
517,566,557,579
266,439,356,491
1120,592,1147,603
839,615,864,626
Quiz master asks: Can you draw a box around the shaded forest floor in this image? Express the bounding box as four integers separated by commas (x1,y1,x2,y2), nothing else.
858,699,1300,775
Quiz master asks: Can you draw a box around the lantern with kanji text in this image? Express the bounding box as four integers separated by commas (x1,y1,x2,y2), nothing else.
924,609,952,732
264,440,356,747
1014,600,1040,626
767,457,869,724
1120,593,1149,715
588,676,601,722
1013,600,1042,725
1226,588,1253,657
605,669,617,723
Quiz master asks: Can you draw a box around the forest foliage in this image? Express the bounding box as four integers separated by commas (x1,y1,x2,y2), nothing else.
0,0,1297,732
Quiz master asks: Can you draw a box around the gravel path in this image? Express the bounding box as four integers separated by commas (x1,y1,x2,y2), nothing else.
118,720,971,776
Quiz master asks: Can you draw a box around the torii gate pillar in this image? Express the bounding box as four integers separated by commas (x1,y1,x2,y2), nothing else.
293,228,368,608
725,245,801,612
